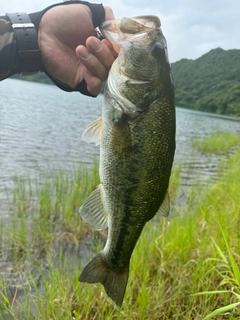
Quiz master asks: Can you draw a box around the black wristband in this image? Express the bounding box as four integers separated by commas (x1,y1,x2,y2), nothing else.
6,12,42,74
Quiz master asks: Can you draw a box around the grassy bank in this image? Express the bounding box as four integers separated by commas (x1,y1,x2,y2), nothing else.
1,145,240,318
192,131,240,154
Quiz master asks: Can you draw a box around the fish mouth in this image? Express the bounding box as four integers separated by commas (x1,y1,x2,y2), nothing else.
100,15,161,53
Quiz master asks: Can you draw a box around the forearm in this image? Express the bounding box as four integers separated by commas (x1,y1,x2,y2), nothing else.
0,16,21,80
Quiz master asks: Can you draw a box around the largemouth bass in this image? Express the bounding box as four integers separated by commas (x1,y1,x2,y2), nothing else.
79,15,175,307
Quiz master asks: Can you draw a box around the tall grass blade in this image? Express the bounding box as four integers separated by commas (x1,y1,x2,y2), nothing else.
202,302,240,320
192,290,229,296
219,224,240,287
211,238,228,264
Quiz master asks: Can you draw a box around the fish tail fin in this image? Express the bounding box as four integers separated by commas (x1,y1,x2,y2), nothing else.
79,253,129,307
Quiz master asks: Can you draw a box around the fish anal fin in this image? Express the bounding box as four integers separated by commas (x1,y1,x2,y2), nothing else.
157,191,170,217
81,116,102,146
79,185,108,230
79,252,129,307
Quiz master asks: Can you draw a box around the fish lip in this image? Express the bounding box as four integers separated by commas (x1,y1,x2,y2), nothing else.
100,16,161,52
100,15,161,30
100,18,117,30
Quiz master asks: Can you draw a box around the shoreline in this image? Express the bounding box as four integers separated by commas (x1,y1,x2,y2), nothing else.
0,133,240,318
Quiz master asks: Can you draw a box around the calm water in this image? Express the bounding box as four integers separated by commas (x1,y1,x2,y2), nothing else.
1,79,240,215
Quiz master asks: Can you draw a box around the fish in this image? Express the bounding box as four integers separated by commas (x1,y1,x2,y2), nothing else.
78,15,175,307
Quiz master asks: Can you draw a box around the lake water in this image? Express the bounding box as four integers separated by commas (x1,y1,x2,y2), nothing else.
1,79,240,215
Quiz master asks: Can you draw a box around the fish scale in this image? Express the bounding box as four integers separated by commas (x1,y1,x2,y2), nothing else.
78,15,175,307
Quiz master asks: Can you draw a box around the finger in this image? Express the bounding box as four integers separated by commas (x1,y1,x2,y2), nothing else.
76,45,108,81
101,39,118,58
86,37,116,69
83,69,102,96
76,37,115,81
104,6,115,20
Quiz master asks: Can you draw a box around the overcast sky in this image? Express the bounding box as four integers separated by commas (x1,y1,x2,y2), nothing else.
1,0,239,62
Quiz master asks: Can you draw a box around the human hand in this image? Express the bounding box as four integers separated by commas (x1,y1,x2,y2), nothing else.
38,4,117,96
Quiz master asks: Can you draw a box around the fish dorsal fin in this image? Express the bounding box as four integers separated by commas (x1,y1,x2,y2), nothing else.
79,185,108,230
81,117,102,146
157,191,170,217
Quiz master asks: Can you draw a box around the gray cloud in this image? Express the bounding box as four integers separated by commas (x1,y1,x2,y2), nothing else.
118,0,240,61
1,0,240,62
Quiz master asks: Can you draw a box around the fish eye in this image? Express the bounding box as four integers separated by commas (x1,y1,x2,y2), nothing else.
151,42,165,59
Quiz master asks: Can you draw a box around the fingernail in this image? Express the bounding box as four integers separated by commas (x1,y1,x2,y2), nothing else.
89,39,101,51
79,48,90,59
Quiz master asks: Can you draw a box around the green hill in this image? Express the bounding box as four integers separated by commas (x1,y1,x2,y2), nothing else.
171,48,240,117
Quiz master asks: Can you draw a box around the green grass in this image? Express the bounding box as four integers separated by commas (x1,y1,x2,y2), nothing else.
192,131,240,154
192,224,240,319
1,149,240,319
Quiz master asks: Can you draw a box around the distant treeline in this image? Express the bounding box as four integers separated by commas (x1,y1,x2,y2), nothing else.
12,72,105,93
171,47,240,117
12,47,240,117
12,72,53,85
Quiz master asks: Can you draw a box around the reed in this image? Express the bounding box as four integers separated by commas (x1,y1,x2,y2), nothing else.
192,131,240,154
0,149,240,319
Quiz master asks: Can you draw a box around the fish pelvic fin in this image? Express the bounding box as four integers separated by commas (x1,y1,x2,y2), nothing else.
79,253,129,307
81,116,102,146
79,185,108,230
157,191,170,217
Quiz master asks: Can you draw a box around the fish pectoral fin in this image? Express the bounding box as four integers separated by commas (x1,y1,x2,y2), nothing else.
79,185,108,230
81,116,102,146
157,191,170,217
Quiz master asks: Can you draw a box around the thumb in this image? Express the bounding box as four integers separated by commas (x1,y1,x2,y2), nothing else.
104,6,115,20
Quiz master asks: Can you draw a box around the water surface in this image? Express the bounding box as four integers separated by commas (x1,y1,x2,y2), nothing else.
1,79,240,215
